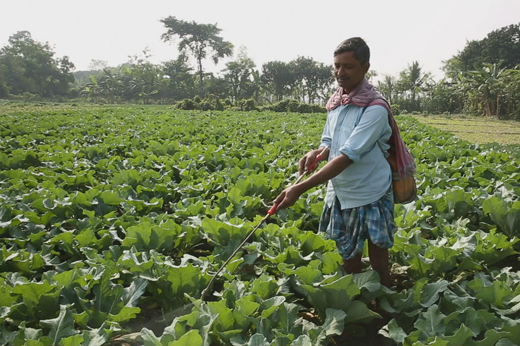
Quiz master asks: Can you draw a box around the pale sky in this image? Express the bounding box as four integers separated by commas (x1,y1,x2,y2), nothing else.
1,0,519,80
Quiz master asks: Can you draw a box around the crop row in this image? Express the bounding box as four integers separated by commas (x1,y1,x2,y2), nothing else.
0,106,519,346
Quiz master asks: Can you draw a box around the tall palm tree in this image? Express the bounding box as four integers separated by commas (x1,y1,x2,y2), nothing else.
377,75,397,104
98,68,122,104
398,61,430,111
81,75,102,103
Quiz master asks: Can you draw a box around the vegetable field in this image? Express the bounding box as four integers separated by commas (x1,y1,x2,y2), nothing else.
0,105,519,346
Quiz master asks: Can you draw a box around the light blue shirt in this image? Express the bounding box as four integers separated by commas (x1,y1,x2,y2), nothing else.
320,104,392,209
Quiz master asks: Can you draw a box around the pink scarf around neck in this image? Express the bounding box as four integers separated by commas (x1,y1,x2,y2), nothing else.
326,78,382,111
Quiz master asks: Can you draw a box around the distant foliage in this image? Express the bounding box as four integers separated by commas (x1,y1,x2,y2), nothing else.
173,96,325,114
0,69,8,98
2,22,519,119
175,94,225,111
238,98,258,111
161,16,234,96
0,31,74,98
439,22,520,119
262,99,325,113
455,23,520,70
175,98,196,110
391,103,400,116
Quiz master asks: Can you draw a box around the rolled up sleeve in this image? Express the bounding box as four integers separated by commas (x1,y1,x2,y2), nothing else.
339,105,389,162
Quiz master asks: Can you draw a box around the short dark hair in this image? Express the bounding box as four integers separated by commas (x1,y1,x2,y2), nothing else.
333,37,370,64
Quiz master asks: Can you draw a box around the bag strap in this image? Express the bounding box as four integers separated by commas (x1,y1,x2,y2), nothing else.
355,100,391,156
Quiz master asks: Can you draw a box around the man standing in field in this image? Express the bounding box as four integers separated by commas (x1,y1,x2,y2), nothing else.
272,37,395,287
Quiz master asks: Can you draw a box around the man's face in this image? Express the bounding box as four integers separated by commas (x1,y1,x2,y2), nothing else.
333,51,370,93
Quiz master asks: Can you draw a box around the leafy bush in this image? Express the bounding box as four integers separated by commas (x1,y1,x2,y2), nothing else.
200,101,213,111
175,96,325,114
298,102,324,113
214,98,224,111
238,98,258,111
283,99,300,112
262,99,325,113
175,98,196,110
203,94,224,111
391,103,400,116
175,94,225,111
223,99,232,107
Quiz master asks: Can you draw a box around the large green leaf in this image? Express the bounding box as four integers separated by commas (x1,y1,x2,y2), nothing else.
313,308,346,344
58,334,84,346
189,313,218,346
92,273,125,315
272,303,302,340
162,264,205,304
319,252,343,275
123,278,148,307
251,274,279,300
414,305,446,340
140,328,164,346
501,318,520,345
495,339,519,346
8,321,42,346
444,324,474,346
98,191,124,206
468,278,513,309
207,300,234,332
344,300,381,324
200,218,246,248
122,221,180,252
292,266,323,285
352,271,381,294
11,281,55,312
40,306,76,346
482,197,520,237
233,297,260,329
472,230,517,265
466,329,513,346
379,319,407,344
419,280,449,308
295,275,360,316
411,336,449,346
290,334,313,346
109,306,140,323
259,296,286,318
169,329,203,346
246,334,270,346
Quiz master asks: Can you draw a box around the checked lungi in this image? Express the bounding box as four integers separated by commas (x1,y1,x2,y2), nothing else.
318,187,396,260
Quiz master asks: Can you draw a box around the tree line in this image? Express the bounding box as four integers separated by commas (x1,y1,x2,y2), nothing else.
0,20,519,119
